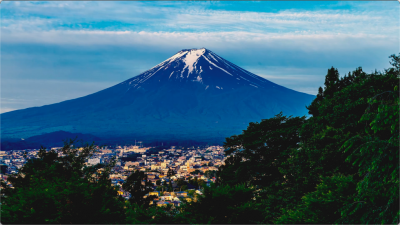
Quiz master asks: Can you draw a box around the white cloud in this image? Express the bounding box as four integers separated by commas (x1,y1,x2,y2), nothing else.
2,2,397,36
2,29,394,52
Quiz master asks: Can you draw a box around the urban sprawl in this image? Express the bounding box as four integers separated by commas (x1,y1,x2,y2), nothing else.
0,144,227,207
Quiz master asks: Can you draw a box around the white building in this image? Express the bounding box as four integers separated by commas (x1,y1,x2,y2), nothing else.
88,158,102,165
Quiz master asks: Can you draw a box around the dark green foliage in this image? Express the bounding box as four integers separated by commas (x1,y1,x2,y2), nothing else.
189,169,203,175
175,183,264,224
0,164,8,174
220,112,306,188
167,167,175,178
275,174,357,223
176,178,186,187
217,113,307,222
168,180,173,192
217,53,399,224
175,178,190,191
122,170,156,208
339,79,399,224
290,61,397,197
204,170,216,179
277,54,399,224
155,186,163,192
301,67,369,178
188,176,206,189
0,140,125,224
125,202,177,224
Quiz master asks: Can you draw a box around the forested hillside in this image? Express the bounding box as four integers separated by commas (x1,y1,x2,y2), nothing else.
216,53,399,224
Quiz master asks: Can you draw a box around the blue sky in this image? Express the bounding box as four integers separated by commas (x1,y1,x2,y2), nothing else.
1,1,398,113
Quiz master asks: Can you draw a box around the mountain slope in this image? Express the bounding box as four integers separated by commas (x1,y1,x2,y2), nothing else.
0,131,102,150
1,48,315,143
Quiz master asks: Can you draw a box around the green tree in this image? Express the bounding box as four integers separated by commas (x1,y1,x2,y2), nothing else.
278,54,399,224
197,179,206,189
125,201,177,224
167,167,175,178
339,69,399,224
168,180,173,192
217,113,306,222
275,174,357,223
298,64,397,183
176,178,186,187
204,170,216,179
215,54,399,224
189,176,201,188
122,170,156,208
0,164,8,174
0,140,125,224
190,169,202,175
187,189,196,197
220,112,306,188
175,183,264,224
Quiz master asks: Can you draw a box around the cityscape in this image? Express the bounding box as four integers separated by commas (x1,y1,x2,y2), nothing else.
0,143,226,207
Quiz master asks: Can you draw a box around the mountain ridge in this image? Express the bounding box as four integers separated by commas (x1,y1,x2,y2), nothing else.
1,48,315,142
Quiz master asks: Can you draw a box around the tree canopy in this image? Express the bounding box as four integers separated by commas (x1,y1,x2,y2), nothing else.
217,53,399,224
122,170,156,208
0,140,125,224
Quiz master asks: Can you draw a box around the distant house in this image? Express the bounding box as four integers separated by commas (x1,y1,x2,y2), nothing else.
88,158,102,165
149,191,160,197
161,195,174,201
208,166,218,171
156,201,170,207
175,191,188,197
147,174,157,179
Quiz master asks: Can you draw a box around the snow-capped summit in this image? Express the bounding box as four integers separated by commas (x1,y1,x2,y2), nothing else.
2,48,315,143
122,48,271,91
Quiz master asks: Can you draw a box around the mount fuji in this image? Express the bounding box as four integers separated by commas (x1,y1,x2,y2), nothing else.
1,48,315,144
